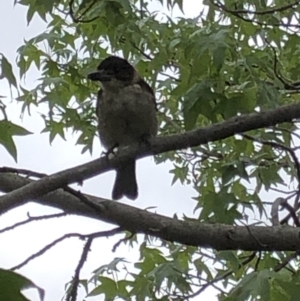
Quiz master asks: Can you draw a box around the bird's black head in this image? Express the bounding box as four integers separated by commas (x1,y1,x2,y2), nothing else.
88,56,135,83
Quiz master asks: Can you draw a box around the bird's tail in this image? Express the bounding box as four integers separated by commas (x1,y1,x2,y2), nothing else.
112,159,138,200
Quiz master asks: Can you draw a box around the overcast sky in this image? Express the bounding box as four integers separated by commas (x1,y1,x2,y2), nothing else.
0,1,219,301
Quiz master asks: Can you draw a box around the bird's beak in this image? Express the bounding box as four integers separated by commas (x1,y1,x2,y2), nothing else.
87,70,111,82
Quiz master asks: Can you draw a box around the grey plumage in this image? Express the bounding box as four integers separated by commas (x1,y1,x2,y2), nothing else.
88,56,157,200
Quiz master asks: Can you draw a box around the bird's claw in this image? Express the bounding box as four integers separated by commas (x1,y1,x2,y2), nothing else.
101,143,119,160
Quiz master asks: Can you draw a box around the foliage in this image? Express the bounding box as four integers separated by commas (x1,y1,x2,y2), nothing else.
0,268,44,301
2,0,300,300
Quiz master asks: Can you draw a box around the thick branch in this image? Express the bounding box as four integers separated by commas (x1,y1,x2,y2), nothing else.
0,102,300,252
0,172,299,251
0,101,300,213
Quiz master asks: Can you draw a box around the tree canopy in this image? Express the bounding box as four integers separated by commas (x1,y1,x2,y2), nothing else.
1,0,300,300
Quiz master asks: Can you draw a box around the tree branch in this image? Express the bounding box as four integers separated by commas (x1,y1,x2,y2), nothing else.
1,103,300,251
0,172,300,251
1,101,300,214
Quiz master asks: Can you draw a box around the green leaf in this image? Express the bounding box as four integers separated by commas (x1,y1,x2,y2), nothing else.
10,1,300,299
169,164,188,185
0,120,32,161
183,80,217,130
213,46,226,72
88,276,117,299
91,257,128,281
0,54,18,89
0,268,44,301
41,120,65,144
258,165,284,190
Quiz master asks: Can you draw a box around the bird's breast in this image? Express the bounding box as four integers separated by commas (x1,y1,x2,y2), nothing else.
97,86,157,149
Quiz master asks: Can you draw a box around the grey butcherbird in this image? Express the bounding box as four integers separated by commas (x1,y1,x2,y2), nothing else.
88,56,158,200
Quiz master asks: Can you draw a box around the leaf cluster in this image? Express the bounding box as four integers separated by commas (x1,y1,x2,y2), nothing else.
2,0,300,300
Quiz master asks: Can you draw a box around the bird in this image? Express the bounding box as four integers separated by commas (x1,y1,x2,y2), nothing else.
88,56,158,200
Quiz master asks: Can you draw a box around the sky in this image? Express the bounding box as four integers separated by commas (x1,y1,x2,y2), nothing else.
0,1,219,301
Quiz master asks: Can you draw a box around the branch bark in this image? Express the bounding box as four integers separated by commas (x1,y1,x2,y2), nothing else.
1,101,300,213
1,102,300,251
0,172,299,251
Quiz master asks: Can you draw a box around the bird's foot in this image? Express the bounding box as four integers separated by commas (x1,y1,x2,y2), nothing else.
107,144,119,159
101,143,119,160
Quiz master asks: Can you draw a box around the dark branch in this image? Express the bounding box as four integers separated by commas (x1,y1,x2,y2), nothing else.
11,228,122,271
266,40,300,91
1,101,300,214
186,252,256,298
274,250,300,272
67,237,93,301
1,172,300,251
67,227,122,301
11,232,85,270
1,103,300,251
0,212,67,234
210,0,300,28
211,0,300,16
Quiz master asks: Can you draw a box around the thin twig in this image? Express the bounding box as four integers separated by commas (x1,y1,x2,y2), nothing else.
11,228,122,271
211,0,300,16
242,133,300,204
67,227,122,301
210,0,300,28
11,233,85,270
0,212,67,234
274,250,300,272
112,232,135,252
0,167,47,178
266,40,300,91
185,252,256,299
